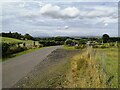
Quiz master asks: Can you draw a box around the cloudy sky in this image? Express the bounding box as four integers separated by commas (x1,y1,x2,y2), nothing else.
1,0,119,37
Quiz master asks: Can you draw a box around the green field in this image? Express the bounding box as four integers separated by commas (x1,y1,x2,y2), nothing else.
0,36,37,45
1,37,22,43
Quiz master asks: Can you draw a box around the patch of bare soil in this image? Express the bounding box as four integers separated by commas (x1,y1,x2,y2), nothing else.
13,49,81,88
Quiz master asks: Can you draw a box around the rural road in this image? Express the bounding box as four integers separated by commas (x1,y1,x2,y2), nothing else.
2,46,61,88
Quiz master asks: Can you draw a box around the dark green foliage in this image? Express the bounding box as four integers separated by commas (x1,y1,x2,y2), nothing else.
10,46,27,54
38,36,70,46
102,34,110,43
39,40,58,46
24,34,33,40
100,45,109,48
64,39,79,46
93,45,99,48
1,32,33,40
33,36,70,46
65,39,73,45
2,43,11,57
109,37,120,42
78,39,87,44
93,44,109,49
2,42,27,58
74,45,86,49
23,43,26,47
2,32,24,40
54,36,69,41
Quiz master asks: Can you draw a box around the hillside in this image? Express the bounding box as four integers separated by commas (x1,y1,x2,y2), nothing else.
0,36,37,45
1,37,23,44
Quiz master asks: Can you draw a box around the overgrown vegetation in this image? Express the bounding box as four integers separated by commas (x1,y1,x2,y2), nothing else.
1,36,40,60
1,32,33,40
2,42,27,58
63,47,118,88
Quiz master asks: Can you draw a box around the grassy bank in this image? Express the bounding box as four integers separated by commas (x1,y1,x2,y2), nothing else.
63,47,118,88
62,45,76,50
95,48,118,88
1,37,23,43
1,36,38,45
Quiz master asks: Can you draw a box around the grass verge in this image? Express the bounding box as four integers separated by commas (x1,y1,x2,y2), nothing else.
95,47,118,88
64,47,118,88
62,45,75,50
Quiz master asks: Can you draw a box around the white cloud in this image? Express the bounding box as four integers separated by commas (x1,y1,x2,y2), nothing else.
64,26,69,29
40,4,61,18
100,17,117,23
40,3,117,21
104,23,108,26
19,2,25,8
38,2,44,7
40,4,80,19
79,5,117,19
40,4,60,14
61,7,80,18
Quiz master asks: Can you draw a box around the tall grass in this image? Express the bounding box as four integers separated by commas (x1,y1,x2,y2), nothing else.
95,48,118,88
64,46,118,88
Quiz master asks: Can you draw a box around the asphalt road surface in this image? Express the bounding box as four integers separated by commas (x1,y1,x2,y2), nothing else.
2,46,61,88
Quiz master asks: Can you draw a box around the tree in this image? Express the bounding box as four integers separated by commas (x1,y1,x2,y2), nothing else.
78,39,87,44
24,34,33,40
102,34,109,43
65,39,73,46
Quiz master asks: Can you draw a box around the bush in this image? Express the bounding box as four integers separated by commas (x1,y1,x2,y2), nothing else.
100,44,109,48
10,46,27,54
93,44,110,49
74,45,85,49
93,45,99,48
38,44,43,48
78,39,87,44
2,43,11,57
64,39,73,45
2,42,27,57
39,40,58,46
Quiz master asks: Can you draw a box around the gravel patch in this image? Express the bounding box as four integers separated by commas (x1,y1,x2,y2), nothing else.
13,49,81,88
